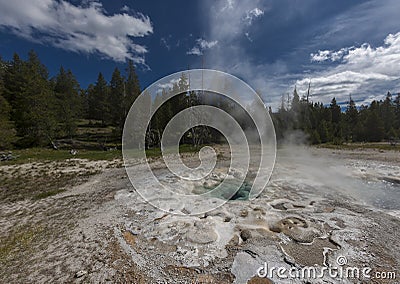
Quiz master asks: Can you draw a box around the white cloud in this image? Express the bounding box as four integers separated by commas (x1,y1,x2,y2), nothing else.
245,32,253,42
0,0,153,63
160,36,171,51
311,47,356,63
197,39,218,49
121,5,130,12
187,47,202,56
298,32,400,104
209,0,268,44
244,7,264,25
221,0,234,11
310,50,331,62
200,0,400,109
157,78,180,91
187,38,218,56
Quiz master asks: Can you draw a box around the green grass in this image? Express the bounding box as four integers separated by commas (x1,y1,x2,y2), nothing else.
1,148,122,165
2,144,203,165
0,225,45,265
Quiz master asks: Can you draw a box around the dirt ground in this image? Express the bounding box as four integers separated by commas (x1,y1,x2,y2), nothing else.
0,146,399,283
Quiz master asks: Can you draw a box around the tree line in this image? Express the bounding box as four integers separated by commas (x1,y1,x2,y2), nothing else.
1,50,399,150
0,50,140,149
272,87,400,144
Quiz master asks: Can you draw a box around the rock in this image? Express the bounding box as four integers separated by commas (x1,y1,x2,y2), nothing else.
187,221,218,244
228,235,240,246
75,270,87,278
0,151,17,161
181,208,191,215
240,209,248,217
240,229,252,241
270,217,324,243
247,276,273,283
271,202,287,210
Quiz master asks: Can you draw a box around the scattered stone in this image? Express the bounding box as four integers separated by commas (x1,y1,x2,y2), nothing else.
228,235,240,246
74,270,88,278
0,151,17,161
323,206,335,213
270,216,324,243
252,207,266,215
240,209,248,217
123,230,136,247
186,222,218,244
271,202,287,210
247,276,273,284
181,208,191,215
240,229,252,242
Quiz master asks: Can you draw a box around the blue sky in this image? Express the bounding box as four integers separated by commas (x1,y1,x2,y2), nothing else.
0,0,399,109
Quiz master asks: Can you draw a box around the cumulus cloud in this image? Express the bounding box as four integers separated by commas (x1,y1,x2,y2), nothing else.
0,0,153,63
310,47,353,62
298,32,400,104
187,38,218,56
199,0,400,109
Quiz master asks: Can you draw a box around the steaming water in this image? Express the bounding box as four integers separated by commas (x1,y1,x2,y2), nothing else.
193,180,252,200
275,147,400,212
357,180,400,210
148,146,400,214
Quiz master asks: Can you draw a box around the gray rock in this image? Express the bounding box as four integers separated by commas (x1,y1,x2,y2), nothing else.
74,270,88,278
240,229,252,241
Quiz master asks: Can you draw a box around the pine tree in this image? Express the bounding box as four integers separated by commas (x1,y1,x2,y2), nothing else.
3,53,24,108
4,51,57,146
92,72,110,125
330,97,341,124
365,110,384,142
0,57,16,149
125,60,141,117
381,92,395,139
54,67,81,137
86,83,96,120
394,93,400,137
291,86,300,113
109,67,125,130
0,94,16,149
329,97,342,143
344,96,358,142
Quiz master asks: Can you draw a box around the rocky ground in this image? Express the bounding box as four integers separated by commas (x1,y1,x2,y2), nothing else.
0,146,399,283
